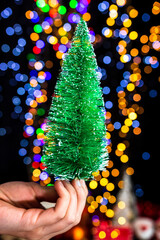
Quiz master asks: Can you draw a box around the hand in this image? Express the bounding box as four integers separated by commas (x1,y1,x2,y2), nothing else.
0,180,88,240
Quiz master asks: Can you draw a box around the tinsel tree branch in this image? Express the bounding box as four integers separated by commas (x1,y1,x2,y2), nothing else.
42,18,108,180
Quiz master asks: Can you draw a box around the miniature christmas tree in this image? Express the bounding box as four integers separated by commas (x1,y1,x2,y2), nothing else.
42,18,108,180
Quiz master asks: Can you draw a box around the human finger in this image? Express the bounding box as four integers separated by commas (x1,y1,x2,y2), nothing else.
19,181,71,239
43,179,84,239
40,180,78,237
71,179,88,224
36,180,70,226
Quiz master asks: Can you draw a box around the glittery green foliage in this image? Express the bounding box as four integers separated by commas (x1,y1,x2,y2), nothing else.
42,19,108,180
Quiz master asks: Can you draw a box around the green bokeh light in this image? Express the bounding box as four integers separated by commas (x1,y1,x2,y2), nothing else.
37,108,45,116
36,0,46,8
58,5,67,15
69,0,78,8
36,128,44,135
41,4,50,12
34,24,43,33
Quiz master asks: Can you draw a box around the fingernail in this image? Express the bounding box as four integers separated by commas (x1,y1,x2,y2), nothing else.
76,180,81,187
58,180,63,186
80,179,86,187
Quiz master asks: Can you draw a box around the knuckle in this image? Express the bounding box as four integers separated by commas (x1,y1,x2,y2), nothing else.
75,216,81,225
66,215,76,224
56,211,65,221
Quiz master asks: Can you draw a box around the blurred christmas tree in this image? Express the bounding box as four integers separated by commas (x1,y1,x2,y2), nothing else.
42,19,108,180
112,174,138,226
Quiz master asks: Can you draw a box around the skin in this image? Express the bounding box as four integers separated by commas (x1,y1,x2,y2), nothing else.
0,179,88,240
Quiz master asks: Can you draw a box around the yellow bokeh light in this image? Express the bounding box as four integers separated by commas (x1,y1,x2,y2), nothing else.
88,205,95,213
106,209,114,218
58,27,67,36
48,0,59,8
92,170,100,177
123,18,132,28
30,100,38,108
129,112,137,120
118,201,126,209
121,125,129,133
49,36,58,45
127,83,135,92
117,143,126,151
104,28,112,38
106,183,115,191
100,178,108,186
129,31,138,40
129,8,138,18
124,118,132,126
33,169,41,177
109,4,118,10
118,217,126,225
106,17,115,26
99,231,106,239
120,54,130,63
152,2,160,15
106,132,111,139
109,9,118,19
56,51,64,59
111,230,119,238
89,180,98,189
120,154,129,163
116,0,126,7
60,36,69,44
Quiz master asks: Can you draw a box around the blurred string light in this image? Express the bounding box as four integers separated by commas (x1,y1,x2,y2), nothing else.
0,1,28,140
89,0,160,231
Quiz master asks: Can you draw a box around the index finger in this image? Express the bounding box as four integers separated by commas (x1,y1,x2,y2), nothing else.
36,180,70,227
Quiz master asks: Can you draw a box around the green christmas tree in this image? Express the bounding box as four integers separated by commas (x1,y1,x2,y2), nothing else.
42,19,108,180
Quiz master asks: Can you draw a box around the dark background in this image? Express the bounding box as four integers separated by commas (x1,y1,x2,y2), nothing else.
0,0,160,207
